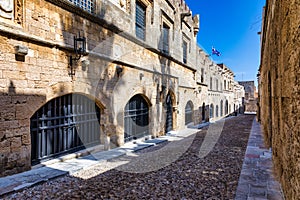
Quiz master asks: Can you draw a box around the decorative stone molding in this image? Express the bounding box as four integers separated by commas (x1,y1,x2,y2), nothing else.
126,0,131,13
14,44,28,55
0,0,13,19
14,0,23,25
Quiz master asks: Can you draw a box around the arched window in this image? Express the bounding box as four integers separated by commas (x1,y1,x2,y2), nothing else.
30,94,101,165
124,94,149,142
216,105,219,117
185,101,194,125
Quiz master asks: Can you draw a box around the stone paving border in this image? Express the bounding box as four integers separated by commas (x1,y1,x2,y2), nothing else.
235,118,285,200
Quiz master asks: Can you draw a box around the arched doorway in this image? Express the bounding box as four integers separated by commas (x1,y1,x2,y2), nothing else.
210,103,214,118
165,92,174,133
185,101,193,125
220,100,223,116
202,102,205,121
124,94,149,142
30,94,101,165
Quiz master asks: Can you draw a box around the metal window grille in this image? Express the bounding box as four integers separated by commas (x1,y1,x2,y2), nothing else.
68,0,95,13
124,95,149,142
30,94,101,165
183,40,187,64
162,24,169,54
136,2,146,40
185,101,193,125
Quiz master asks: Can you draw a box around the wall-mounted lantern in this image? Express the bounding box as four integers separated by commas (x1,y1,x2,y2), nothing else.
69,32,86,77
15,45,28,62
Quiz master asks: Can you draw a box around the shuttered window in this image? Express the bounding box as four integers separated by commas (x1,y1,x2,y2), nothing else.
162,24,170,54
68,0,95,13
183,40,187,64
136,1,146,40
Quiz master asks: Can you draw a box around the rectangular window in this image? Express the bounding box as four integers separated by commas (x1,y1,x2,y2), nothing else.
183,40,187,64
162,24,170,54
68,0,95,13
201,68,204,83
216,79,218,91
136,1,146,41
210,77,213,90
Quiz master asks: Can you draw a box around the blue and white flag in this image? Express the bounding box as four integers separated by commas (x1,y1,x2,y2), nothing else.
212,47,221,56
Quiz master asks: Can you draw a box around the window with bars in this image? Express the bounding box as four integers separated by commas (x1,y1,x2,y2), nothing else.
162,24,170,54
68,0,95,13
183,40,187,64
136,1,146,41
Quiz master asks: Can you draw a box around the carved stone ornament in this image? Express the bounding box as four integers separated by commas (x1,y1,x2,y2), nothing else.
0,0,14,19
126,0,131,13
14,0,23,25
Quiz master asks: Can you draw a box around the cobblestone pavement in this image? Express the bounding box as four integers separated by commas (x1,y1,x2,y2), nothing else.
4,115,261,199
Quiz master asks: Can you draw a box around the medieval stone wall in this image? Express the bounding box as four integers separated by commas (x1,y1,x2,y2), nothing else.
259,0,300,199
0,0,243,177
238,81,257,112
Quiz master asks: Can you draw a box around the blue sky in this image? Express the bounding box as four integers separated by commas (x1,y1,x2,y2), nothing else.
184,0,265,86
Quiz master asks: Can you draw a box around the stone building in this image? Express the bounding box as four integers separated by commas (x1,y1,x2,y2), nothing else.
238,81,257,113
258,0,300,199
0,0,243,177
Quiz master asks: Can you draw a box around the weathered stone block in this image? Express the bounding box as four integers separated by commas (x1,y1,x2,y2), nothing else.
21,134,30,145
10,137,22,152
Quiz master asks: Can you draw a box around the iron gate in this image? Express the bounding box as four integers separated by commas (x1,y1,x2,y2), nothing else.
124,95,149,142
185,101,193,125
30,94,101,165
165,93,173,133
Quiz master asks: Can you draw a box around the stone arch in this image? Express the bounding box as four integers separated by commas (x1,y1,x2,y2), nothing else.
30,93,104,165
185,100,194,125
165,90,177,133
124,94,151,142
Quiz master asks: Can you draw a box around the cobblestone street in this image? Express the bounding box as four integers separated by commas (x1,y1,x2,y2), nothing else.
5,115,256,199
